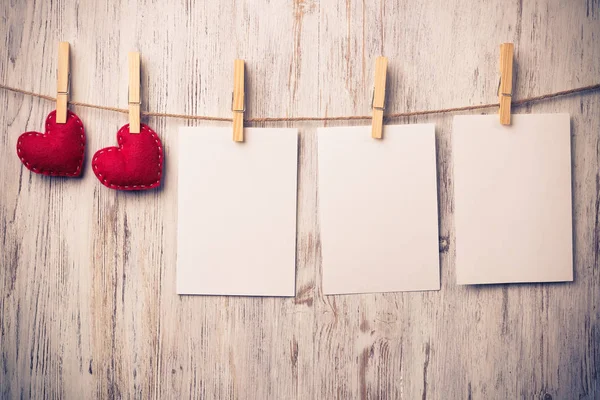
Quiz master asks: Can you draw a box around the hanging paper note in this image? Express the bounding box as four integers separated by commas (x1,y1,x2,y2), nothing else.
318,124,440,295
177,127,298,296
453,114,573,284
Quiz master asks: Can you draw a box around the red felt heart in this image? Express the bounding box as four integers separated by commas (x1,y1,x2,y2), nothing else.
92,123,163,190
16,110,85,177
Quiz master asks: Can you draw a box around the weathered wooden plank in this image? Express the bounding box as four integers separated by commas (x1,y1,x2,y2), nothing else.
0,0,598,399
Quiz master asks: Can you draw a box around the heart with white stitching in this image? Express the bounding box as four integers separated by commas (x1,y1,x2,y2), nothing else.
92,124,163,191
16,110,85,177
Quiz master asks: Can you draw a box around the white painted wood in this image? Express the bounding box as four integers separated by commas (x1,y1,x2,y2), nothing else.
0,0,598,398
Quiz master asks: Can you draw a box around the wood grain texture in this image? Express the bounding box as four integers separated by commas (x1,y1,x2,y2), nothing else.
371,56,387,139
0,0,599,399
55,41,69,124
499,43,514,125
128,52,140,134
233,59,245,142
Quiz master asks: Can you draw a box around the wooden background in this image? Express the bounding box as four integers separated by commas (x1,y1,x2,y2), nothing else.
1,1,599,399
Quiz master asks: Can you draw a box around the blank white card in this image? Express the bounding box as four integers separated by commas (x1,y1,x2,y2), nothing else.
318,125,440,295
453,114,573,284
177,128,298,296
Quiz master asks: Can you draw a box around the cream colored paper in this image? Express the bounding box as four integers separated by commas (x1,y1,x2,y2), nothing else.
318,124,441,295
453,114,573,284
177,127,298,296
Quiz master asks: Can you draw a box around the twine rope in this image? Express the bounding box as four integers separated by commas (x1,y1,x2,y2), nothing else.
1,82,599,123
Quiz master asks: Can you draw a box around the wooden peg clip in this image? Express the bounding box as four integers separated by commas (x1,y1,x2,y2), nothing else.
499,43,514,125
56,42,70,123
232,59,245,142
371,57,388,139
128,52,141,134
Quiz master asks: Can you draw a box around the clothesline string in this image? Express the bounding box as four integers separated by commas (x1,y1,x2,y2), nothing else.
1,82,599,123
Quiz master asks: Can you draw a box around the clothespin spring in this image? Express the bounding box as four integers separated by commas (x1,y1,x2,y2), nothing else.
497,77,512,98
231,92,245,113
371,91,386,111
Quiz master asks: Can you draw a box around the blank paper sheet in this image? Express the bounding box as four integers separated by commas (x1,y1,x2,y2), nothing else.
177,127,298,296
318,125,441,295
453,114,573,285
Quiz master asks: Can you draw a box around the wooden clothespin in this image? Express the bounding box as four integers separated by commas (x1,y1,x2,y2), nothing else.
56,42,70,123
128,52,141,134
371,57,388,139
232,59,245,142
499,43,514,125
